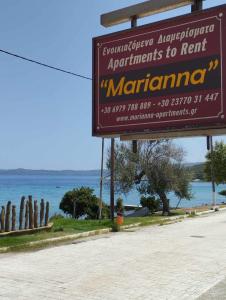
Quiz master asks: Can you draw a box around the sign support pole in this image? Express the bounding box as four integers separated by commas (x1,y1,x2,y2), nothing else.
131,16,138,154
110,138,115,221
110,15,138,220
191,0,203,11
207,136,216,208
191,0,216,208
99,138,104,219
210,136,216,207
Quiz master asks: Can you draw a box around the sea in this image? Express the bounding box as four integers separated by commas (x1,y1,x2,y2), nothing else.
0,174,226,217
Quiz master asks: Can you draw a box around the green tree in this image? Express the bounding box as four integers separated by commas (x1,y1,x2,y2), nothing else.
205,141,226,184
59,187,109,219
107,140,192,215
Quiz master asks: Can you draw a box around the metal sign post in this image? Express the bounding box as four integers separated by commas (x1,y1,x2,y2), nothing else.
131,15,138,154
99,138,105,219
207,136,216,208
191,0,217,208
110,138,115,221
191,0,203,11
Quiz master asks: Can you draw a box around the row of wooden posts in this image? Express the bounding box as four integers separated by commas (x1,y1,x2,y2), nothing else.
0,196,49,233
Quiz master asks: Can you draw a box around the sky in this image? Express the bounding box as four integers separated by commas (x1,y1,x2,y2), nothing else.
0,0,225,170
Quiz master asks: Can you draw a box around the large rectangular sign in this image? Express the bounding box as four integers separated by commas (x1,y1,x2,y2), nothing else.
93,5,226,137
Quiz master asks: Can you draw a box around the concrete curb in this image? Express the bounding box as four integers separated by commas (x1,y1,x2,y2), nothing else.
196,207,226,216
0,223,53,238
0,228,111,253
0,207,225,253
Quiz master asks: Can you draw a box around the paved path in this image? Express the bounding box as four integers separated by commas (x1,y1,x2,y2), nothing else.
1,211,226,300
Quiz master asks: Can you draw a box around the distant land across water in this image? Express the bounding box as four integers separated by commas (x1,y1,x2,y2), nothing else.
0,168,103,176
0,162,204,177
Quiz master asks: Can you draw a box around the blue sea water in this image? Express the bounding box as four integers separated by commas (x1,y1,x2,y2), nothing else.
0,174,226,217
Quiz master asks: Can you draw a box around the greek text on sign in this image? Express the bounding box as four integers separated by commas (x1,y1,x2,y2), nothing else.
92,5,226,137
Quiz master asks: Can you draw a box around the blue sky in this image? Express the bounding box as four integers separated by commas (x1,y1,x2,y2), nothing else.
0,0,225,170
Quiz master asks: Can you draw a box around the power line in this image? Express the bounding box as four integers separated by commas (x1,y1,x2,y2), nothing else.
0,48,92,80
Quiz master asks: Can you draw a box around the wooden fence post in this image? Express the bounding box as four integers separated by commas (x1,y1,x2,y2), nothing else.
40,199,44,227
5,201,11,232
25,200,29,230
11,205,16,231
0,206,5,232
28,195,34,229
44,201,49,226
34,200,38,228
19,196,25,230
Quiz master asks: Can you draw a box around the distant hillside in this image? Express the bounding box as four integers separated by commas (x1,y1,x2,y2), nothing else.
0,165,205,180
187,163,205,180
0,168,105,176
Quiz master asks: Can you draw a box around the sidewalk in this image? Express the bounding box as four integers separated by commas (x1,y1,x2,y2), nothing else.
1,210,226,299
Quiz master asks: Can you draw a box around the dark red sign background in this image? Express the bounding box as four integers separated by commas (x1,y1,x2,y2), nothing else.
93,5,226,137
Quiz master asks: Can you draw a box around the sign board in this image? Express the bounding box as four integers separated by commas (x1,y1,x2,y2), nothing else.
93,5,226,137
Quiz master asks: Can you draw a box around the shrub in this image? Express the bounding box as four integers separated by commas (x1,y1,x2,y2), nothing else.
111,222,121,232
140,196,161,213
219,190,226,196
59,187,109,219
100,204,111,219
49,213,64,222
116,197,124,214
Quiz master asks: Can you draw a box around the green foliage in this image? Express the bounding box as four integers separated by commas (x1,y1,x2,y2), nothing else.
189,163,205,180
205,141,226,185
111,222,121,232
49,213,64,221
116,197,124,214
107,140,192,215
219,190,226,196
53,226,64,232
52,217,112,232
140,196,161,213
59,187,109,219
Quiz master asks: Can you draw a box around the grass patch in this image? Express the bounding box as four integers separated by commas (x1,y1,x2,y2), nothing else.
0,218,112,251
0,212,185,253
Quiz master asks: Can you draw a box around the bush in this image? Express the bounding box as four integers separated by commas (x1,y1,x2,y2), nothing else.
219,190,226,196
116,197,124,214
49,213,64,222
59,187,109,219
140,196,161,213
111,222,121,232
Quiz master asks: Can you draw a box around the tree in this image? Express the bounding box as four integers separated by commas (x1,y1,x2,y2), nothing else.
107,140,192,215
205,141,226,185
59,187,109,219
